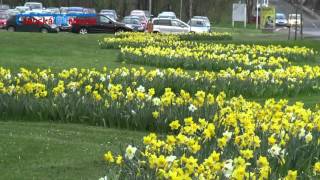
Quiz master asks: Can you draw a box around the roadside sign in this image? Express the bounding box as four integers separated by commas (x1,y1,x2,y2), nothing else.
260,6,276,30
232,3,247,28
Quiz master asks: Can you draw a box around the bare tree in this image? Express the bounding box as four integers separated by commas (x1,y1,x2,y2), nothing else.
189,0,193,18
246,0,254,21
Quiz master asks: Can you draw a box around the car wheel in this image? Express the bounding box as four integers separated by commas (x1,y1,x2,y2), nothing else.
40,28,49,33
7,26,15,32
79,28,88,35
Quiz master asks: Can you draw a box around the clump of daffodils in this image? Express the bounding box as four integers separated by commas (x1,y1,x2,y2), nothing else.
104,106,320,179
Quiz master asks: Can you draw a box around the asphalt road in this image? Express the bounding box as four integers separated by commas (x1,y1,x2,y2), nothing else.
270,0,320,37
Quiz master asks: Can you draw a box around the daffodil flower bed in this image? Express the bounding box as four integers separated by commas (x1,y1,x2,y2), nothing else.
100,33,180,49
1,65,320,107
178,32,233,41
120,46,289,71
100,32,232,49
115,31,233,42
101,33,316,64
103,97,320,179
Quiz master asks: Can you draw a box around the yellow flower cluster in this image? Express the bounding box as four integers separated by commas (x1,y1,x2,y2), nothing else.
100,32,233,49
105,96,320,179
121,46,289,70
1,66,320,100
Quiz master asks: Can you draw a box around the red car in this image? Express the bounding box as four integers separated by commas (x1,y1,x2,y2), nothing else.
0,14,9,29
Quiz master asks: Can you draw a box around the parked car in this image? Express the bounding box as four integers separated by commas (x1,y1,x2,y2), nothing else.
66,7,85,14
100,9,117,20
85,8,96,14
192,16,210,26
15,6,31,13
0,4,10,11
0,13,9,29
71,14,133,34
130,10,150,27
158,11,176,19
6,15,59,33
122,15,145,32
44,7,61,14
152,18,190,34
24,2,43,10
7,9,20,16
288,14,301,26
188,18,211,33
276,13,288,26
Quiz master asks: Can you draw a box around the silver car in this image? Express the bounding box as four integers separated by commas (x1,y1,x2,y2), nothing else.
100,9,117,20
188,18,211,33
158,11,176,19
152,18,190,34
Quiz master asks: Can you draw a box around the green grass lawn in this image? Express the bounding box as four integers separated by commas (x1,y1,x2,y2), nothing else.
0,30,319,179
0,121,144,180
0,32,120,71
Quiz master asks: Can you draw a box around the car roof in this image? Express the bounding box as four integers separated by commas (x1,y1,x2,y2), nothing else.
25,2,42,4
159,11,175,14
124,15,139,18
153,17,173,20
190,18,206,21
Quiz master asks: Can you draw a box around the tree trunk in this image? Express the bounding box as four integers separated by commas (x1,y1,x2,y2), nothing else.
189,0,193,18
246,0,254,22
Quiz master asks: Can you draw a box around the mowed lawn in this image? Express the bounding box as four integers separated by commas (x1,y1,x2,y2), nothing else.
0,31,120,71
0,30,320,179
0,121,144,180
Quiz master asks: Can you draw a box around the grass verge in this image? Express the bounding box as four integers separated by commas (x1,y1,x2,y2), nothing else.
0,121,144,179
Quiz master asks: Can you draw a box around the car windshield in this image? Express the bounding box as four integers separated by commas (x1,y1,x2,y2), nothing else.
190,20,206,27
277,14,285,19
131,11,144,16
124,18,140,24
101,10,113,14
159,15,175,19
100,15,114,23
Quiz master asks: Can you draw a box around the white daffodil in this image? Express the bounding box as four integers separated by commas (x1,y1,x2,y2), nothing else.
188,104,197,112
125,145,137,160
268,144,282,157
136,85,145,93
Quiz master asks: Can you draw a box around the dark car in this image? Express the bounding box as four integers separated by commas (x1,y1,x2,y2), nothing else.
71,14,133,34
6,15,59,33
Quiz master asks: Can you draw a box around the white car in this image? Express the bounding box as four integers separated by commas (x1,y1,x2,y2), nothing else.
288,14,301,26
152,18,190,34
276,13,288,26
15,6,30,13
188,18,211,33
24,2,43,10
193,16,210,24
158,11,176,19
